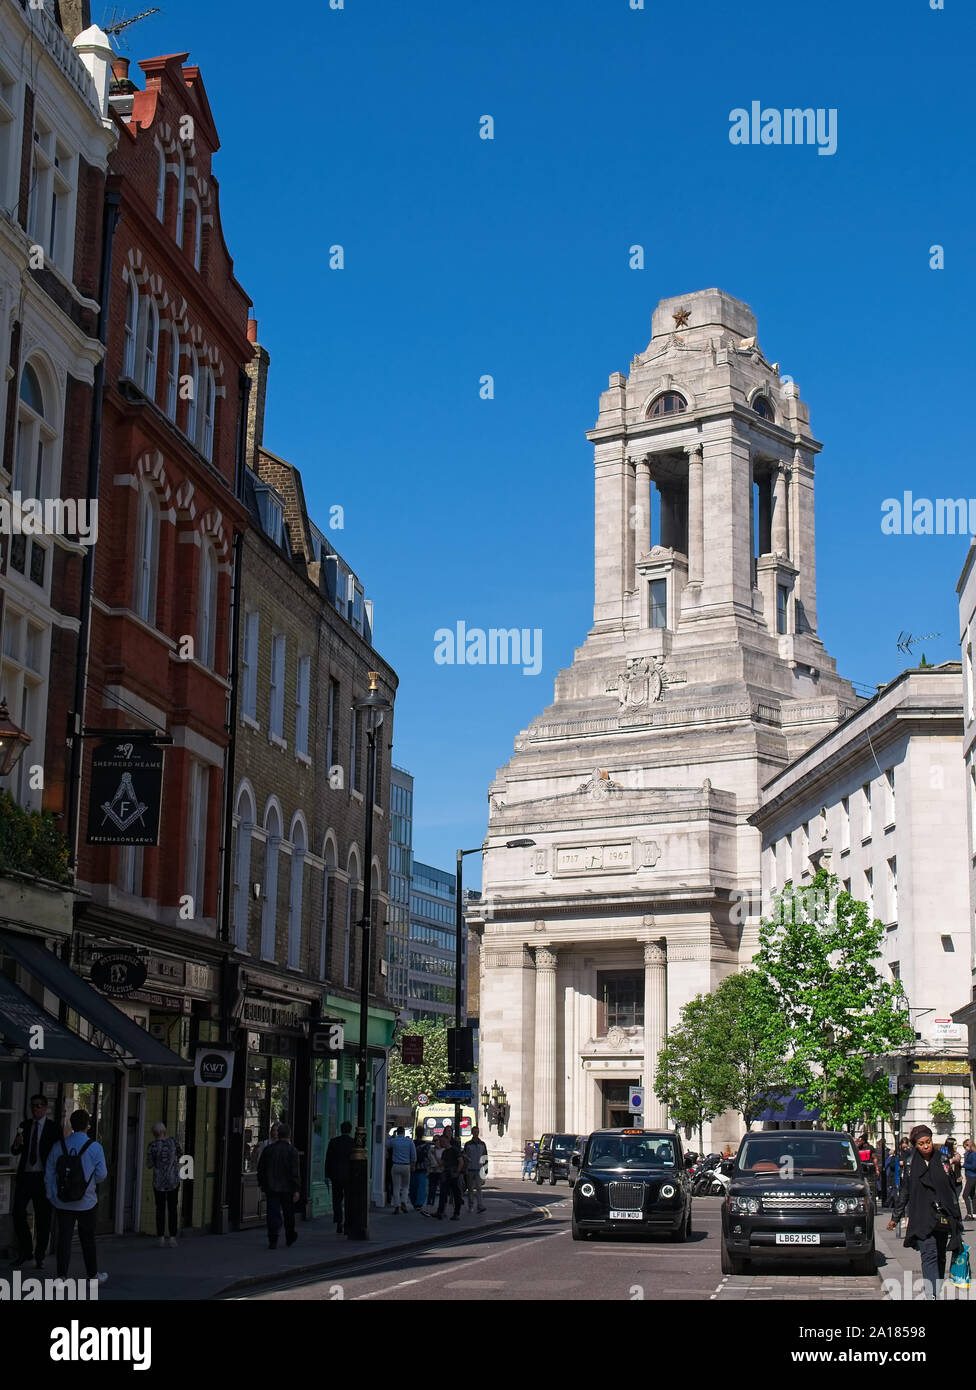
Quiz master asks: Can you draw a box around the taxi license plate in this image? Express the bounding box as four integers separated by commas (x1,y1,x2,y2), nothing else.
610,1210,642,1221
776,1233,820,1245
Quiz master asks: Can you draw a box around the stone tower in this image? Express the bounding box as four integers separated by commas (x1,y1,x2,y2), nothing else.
474,289,859,1173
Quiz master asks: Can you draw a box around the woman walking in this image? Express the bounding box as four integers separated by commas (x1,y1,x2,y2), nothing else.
146,1122,182,1248
888,1124,964,1299
962,1137,976,1221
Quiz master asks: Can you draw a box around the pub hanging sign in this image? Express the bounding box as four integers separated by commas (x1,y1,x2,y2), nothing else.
86,740,164,846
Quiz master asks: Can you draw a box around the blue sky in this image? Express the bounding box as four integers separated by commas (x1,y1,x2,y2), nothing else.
115,0,975,884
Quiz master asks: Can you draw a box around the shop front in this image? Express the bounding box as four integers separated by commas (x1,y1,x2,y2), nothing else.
310,994,396,1218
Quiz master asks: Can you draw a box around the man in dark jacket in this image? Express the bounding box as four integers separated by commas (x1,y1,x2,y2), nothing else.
10,1094,59,1268
325,1121,355,1235
888,1123,964,1299
257,1123,301,1250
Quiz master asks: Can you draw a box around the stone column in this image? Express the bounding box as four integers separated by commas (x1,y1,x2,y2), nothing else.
534,946,558,1135
685,445,703,585
643,942,668,1127
635,456,652,555
771,462,789,555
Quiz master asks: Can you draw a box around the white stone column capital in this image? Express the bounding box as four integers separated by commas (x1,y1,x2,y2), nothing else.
536,945,558,971
683,443,704,461
643,941,666,967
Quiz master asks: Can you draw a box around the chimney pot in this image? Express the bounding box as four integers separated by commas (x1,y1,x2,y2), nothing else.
247,317,259,343
111,56,130,82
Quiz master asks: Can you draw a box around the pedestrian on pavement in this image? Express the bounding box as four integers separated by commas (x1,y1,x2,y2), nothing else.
386,1126,416,1214
145,1122,182,1248
464,1127,488,1213
436,1128,465,1221
521,1138,535,1180
887,1123,964,1300
257,1122,301,1250
250,1122,278,1172
45,1109,108,1285
325,1121,355,1235
426,1134,445,1209
941,1138,962,1198
10,1093,58,1270
410,1127,431,1211
962,1138,976,1220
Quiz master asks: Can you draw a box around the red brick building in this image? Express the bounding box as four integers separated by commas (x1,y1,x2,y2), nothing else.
71,51,253,1234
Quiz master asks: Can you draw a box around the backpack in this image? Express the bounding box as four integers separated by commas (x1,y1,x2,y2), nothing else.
55,1137,95,1203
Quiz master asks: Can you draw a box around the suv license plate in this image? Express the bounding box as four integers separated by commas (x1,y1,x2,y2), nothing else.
776,1233,820,1245
610,1210,642,1221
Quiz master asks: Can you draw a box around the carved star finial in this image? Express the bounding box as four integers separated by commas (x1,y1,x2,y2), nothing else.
672,307,691,328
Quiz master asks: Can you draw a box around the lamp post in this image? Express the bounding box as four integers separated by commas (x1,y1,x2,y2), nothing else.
345,672,392,1242
0,699,31,779
480,1079,509,1133
454,838,534,1137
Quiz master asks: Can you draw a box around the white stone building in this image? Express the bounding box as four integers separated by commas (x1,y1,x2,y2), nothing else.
474,289,859,1174
953,546,976,1128
751,665,972,1139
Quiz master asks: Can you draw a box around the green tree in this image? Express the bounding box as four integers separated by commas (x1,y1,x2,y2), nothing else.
706,971,791,1131
654,994,723,1153
387,1017,450,1106
752,869,912,1129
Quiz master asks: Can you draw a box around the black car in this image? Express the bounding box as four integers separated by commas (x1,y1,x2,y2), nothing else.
536,1133,579,1185
571,1129,692,1241
721,1129,876,1275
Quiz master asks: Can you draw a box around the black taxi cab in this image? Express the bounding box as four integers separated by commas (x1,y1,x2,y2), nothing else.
571,1129,692,1241
721,1130,876,1275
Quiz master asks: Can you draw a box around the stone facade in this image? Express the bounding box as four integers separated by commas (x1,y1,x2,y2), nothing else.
752,665,971,1139
475,289,859,1173
954,546,976,1128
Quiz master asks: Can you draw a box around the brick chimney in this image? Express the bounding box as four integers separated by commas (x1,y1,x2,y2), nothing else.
245,318,270,471
56,0,92,42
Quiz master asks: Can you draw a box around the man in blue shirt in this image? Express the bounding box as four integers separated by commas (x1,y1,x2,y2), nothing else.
385,1127,416,1213
44,1109,108,1284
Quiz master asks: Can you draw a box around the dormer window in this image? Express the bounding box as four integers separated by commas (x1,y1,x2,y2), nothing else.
753,394,774,420
648,391,687,418
256,486,284,546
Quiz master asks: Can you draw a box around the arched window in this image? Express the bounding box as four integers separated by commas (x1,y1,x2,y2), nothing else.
287,818,306,970
165,325,179,420
175,145,185,247
261,804,282,961
232,785,255,951
201,366,215,459
753,395,774,420
134,483,159,624
14,363,50,496
142,298,159,397
154,140,166,222
197,539,218,667
648,391,687,418
185,350,199,443
344,852,360,987
123,276,138,378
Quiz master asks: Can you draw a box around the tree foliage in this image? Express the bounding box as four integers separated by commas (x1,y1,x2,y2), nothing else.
0,791,71,884
654,994,723,1153
753,868,912,1129
387,1017,450,1106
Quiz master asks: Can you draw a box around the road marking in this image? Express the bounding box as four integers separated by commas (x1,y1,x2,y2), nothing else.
353,1225,571,1299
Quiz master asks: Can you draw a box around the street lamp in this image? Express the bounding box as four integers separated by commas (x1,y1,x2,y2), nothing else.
345,672,392,1242
0,699,31,778
480,1079,509,1133
454,837,535,1136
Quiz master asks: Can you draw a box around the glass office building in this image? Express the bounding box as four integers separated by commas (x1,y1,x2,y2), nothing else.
408,861,464,1021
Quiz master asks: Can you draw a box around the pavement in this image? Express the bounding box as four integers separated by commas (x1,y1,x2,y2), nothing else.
75,1181,553,1301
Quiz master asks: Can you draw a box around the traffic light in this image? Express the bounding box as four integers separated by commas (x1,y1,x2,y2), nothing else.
447,1025,474,1073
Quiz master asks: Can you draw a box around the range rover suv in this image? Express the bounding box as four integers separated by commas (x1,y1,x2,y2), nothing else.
721,1130,876,1275
571,1129,692,1241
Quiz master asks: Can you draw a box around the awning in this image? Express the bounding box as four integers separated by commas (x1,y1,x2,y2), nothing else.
0,970,119,1081
0,930,191,1082
756,1090,821,1124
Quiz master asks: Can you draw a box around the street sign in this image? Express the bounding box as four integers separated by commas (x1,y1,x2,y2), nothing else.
416,1092,430,1105
888,1075,898,1095
435,1088,472,1101
309,1021,344,1056
401,1035,424,1065
629,1088,644,1113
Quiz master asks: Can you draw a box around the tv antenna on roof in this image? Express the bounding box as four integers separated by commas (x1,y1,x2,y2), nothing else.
102,6,162,51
